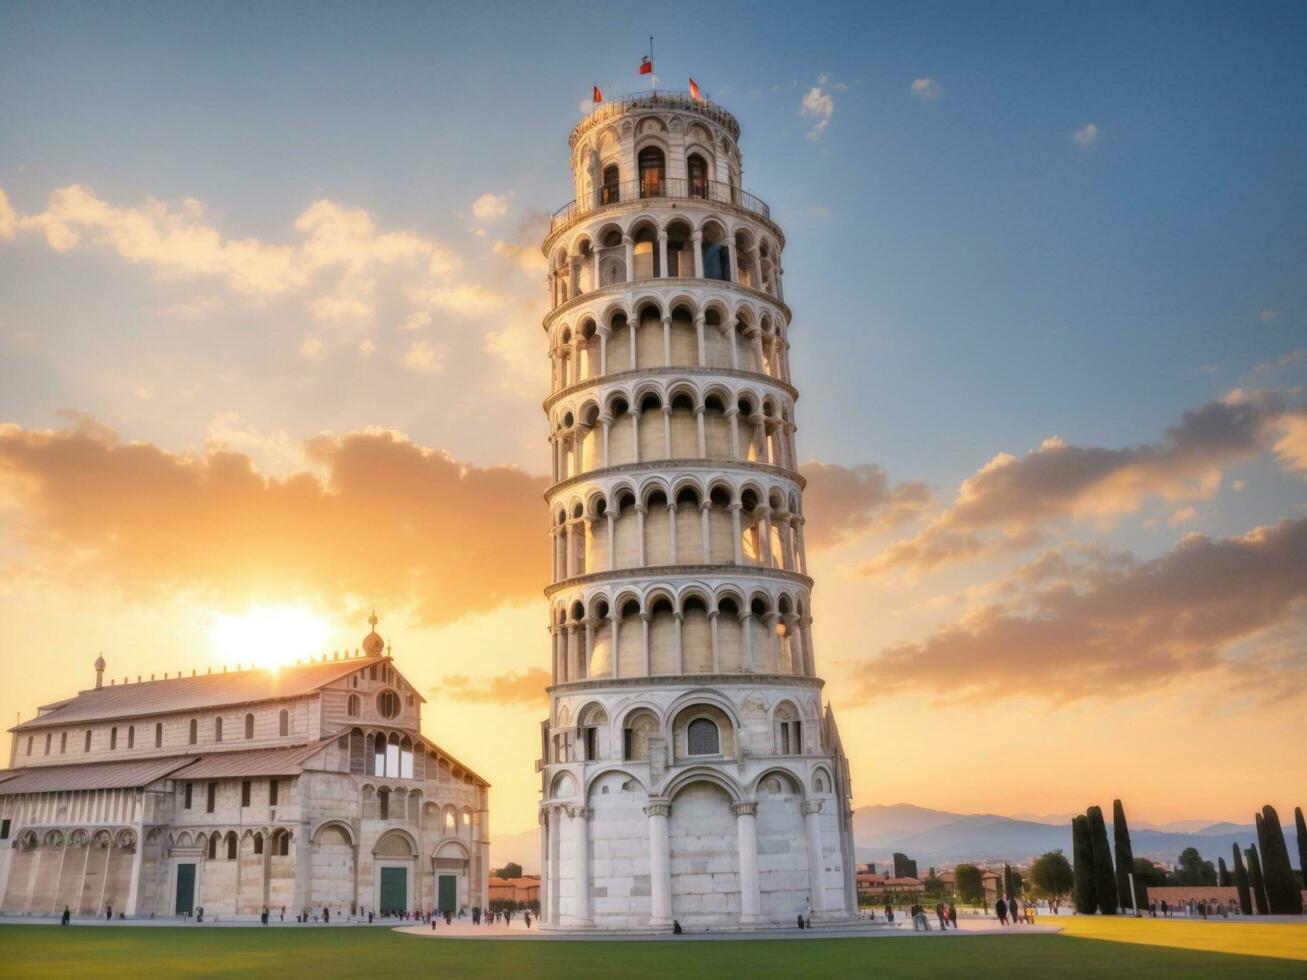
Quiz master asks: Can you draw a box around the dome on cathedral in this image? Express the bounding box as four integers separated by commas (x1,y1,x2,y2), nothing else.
362,611,384,657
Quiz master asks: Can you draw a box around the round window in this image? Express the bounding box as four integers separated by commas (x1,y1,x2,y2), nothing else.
376,690,400,719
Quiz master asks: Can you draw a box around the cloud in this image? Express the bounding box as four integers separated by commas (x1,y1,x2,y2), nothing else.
403,340,444,373
411,283,509,317
471,192,512,221
2,184,462,320
800,462,931,548
398,311,431,332
299,337,323,359
910,77,945,101
800,84,835,141
0,418,549,625
0,188,16,239
1273,408,1307,473
493,239,547,274
435,668,549,704
860,392,1297,577
1073,123,1100,148
1260,309,1278,322
357,338,376,358
849,519,1307,704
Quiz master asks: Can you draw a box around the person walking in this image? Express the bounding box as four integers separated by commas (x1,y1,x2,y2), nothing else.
525,910,532,928
995,896,1007,925
884,903,894,924
61,905,71,926
1009,896,1021,924
261,906,268,926
935,902,948,930
948,903,958,930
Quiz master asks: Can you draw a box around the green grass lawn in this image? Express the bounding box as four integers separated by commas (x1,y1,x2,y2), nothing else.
1,925,1305,980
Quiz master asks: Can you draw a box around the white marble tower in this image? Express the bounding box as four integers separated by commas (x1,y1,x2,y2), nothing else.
538,91,857,931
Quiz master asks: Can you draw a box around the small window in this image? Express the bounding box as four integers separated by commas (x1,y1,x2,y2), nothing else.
84,730,91,752
214,717,222,742
377,690,400,719
369,665,378,681
155,723,162,748
188,719,198,745
278,709,289,737
347,694,360,718
241,780,251,807
585,727,598,761
127,725,135,749
688,154,709,198
207,835,217,860
379,788,390,820
59,732,67,755
623,728,633,761
253,833,263,855
206,782,216,813
686,718,720,756
110,727,118,750
226,834,237,860
44,733,51,755
244,713,254,740
275,831,289,856
269,779,279,806
184,783,193,809
25,736,33,755
0,819,9,841
602,165,620,205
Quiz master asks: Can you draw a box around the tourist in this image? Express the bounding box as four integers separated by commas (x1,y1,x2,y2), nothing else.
1149,900,1157,917
472,907,480,925
367,910,374,924
796,913,805,929
61,905,71,926
1009,896,1021,924
261,906,268,926
525,911,532,928
948,903,958,929
935,902,948,930
995,896,1007,925
673,920,683,934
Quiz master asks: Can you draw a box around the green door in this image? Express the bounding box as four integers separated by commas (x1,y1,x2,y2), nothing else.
175,863,195,915
438,874,457,914
379,867,408,913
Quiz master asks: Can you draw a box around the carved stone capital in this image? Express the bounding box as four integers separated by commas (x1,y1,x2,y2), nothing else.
801,800,824,816
731,801,759,818
643,799,671,818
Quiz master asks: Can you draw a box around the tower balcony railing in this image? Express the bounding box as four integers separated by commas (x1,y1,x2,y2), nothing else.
550,178,770,233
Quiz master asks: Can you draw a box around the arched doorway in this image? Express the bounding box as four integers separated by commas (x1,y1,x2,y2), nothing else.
372,830,417,915
432,839,471,915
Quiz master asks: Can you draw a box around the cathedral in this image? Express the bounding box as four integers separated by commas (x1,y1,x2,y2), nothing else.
538,90,858,930
0,616,489,920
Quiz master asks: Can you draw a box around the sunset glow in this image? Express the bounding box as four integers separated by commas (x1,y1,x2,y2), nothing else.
208,605,331,670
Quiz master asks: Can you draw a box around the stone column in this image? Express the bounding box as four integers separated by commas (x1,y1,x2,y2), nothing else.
803,800,826,915
730,504,743,564
640,613,652,676
726,408,740,459
661,405,672,459
727,318,740,370
695,406,706,457
667,500,678,564
691,232,704,279
293,817,312,917
538,808,549,925
673,611,684,674
694,315,706,365
628,316,638,369
661,315,673,368
624,234,634,283
606,510,616,571
733,802,763,925
635,504,647,566
645,800,673,928
740,611,755,672
657,233,669,278
599,416,612,468
124,827,145,916
597,326,609,375
700,501,711,562
568,806,593,926
546,806,562,925
708,610,720,672
727,243,739,283
794,517,808,574
630,408,641,462
609,611,622,678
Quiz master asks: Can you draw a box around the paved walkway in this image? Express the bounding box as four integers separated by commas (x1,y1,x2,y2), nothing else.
392,918,1061,942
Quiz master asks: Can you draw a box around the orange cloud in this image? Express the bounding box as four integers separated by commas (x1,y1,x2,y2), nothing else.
849,518,1307,704
0,417,548,625
799,462,930,548
861,392,1299,577
435,668,550,704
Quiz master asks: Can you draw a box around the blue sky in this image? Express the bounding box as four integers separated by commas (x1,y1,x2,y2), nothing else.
1,2,1304,824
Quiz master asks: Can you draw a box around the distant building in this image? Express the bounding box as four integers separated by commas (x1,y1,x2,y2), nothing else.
489,875,541,906
892,852,918,879
0,616,490,920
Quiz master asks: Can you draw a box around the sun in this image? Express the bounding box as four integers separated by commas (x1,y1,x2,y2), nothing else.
209,604,331,670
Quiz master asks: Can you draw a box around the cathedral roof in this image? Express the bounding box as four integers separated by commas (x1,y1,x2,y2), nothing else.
0,756,195,795
10,656,387,732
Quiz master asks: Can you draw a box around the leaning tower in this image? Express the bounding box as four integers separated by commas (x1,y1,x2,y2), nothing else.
538,91,857,932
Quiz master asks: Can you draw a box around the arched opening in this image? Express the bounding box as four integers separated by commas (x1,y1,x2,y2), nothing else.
682,595,711,672
278,709,289,737
665,218,692,278
601,164,620,204
702,222,731,282
638,146,665,198
617,598,643,676
686,717,720,755
188,719,197,745
669,394,697,456
648,596,676,675
633,225,658,281
687,153,709,199
244,713,254,740
347,694,360,717
644,490,670,566
622,708,660,761
214,717,223,743
716,596,744,670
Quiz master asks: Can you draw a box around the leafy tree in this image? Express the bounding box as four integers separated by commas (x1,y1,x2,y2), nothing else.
1246,846,1269,915
1072,815,1097,914
1030,850,1074,910
955,864,984,904
923,870,945,898
493,862,523,880
1258,805,1304,914
1011,870,1024,898
1232,844,1253,915
1174,847,1216,886
1003,863,1014,901
1296,807,1307,886
1112,799,1136,910
1087,806,1118,915
1131,857,1167,907
1218,857,1231,887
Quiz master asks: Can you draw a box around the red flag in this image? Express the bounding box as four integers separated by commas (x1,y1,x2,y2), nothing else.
639,55,653,75
689,78,704,102
593,85,603,104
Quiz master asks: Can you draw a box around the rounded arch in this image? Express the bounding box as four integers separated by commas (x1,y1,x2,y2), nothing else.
311,818,357,846
372,827,419,857
662,767,746,804
549,770,580,800
432,837,472,860
583,766,649,800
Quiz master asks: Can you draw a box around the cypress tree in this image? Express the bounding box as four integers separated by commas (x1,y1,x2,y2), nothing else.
1072,815,1097,914
1087,806,1119,915
1218,857,1231,887
1246,846,1269,915
1296,807,1307,885
1112,799,1136,909
1259,805,1304,915
1232,844,1252,915
1004,863,1014,901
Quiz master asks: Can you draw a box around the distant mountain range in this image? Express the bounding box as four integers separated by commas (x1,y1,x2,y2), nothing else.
853,803,1299,868
490,802,1299,875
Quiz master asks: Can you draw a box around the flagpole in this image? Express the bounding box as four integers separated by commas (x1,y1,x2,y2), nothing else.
650,36,655,95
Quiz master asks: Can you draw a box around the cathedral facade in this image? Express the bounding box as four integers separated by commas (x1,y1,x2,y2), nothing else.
539,91,857,931
0,618,489,920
